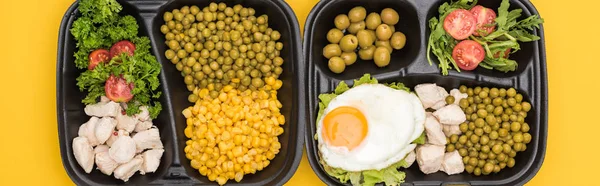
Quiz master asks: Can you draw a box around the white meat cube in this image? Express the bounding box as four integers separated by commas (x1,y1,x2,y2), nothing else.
416,144,445,174
78,117,100,146
134,120,153,132
94,145,109,154
402,150,417,168
140,149,164,175
95,117,117,144
441,150,465,175
415,84,449,109
95,150,119,175
113,155,143,182
433,105,466,125
135,106,150,122
72,137,94,173
117,113,137,133
84,101,121,118
100,96,110,104
450,89,468,105
132,128,163,152
109,136,137,163
106,130,129,147
431,100,447,110
424,114,447,145
442,124,462,137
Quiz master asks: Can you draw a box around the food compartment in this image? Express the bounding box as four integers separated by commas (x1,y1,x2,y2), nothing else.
57,1,174,185
306,0,421,80
150,0,303,184
424,0,540,78
304,73,544,185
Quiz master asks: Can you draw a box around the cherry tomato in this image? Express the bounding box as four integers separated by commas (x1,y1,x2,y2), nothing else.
88,49,110,70
493,48,511,58
443,9,477,40
109,40,136,58
105,75,134,103
470,5,497,36
452,40,485,71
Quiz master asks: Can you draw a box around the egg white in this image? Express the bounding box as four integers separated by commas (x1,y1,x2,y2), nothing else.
317,84,425,171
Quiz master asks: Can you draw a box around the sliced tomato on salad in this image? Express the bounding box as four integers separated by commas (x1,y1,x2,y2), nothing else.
470,5,497,36
452,40,485,71
105,75,134,103
110,40,136,58
443,9,477,40
88,49,110,70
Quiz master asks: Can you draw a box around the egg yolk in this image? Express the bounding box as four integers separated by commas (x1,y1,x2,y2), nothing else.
322,106,368,150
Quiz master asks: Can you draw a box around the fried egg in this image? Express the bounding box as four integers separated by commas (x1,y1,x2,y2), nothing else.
317,84,426,171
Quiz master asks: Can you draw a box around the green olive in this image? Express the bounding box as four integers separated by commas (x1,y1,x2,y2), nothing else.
375,24,393,40
323,44,342,59
357,30,374,48
375,40,393,53
373,47,391,67
380,8,399,25
348,6,367,23
328,57,346,74
339,35,359,52
365,13,382,30
347,21,366,34
340,52,358,66
334,14,351,30
358,45,376,60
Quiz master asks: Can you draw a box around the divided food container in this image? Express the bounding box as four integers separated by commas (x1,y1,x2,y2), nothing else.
304,0,547,185
57,0,547,185
57,0,304,185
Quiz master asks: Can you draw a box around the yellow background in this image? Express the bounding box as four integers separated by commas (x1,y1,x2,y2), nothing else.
0,0,594,185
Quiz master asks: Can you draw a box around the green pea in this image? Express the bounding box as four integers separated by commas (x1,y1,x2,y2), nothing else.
474,87,482,95
477,160,485,168
446,144,456,152
460,123,468,132
475,128,484,136
497,153,507,162
511,122,521,132
459,135,468,144
459,148,468,156
470,135,480,143
468,122,476,130
188,94,199,103
502,144,512,154
507,158,516,168
522,102,532,112
477,109,488,118
480,135,490,145
490,131,499,140
479,91,489,98
498,129,508,137
483,125,492,134
475,118,485,128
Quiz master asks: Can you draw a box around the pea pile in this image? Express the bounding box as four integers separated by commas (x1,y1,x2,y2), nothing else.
162,3,286,185
445,86,533,176
323,7,407,74
160,3,284,101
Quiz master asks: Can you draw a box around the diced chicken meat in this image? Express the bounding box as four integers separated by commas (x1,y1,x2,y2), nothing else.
442,124,462,137
132,128,163,152
431,100,447,110
135,106,150,122
109,136,137,164
424,114,447,145
402,150,417,168
433,105,466,125
416,144,445,174
440,150,465,175
134,120,153,132
100,96,110,104
84,101,121,118
140,149,164,175
78,117,100,146
113,155,143,182
449,89,468,105
116,113,137,133
95,117,117,144
94,145,109,154
415,84,449,109
96,150,120,175
73,137,94,173
107,130,129,147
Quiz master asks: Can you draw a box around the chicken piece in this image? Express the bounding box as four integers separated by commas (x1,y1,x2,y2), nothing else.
94,145,109,154
106,130,129,147
433,104,466,125
96,150,119,175
95,117,117,144
113,155,143,182
78,117,100,146
402,150,417,168
415,84,449,109
135,106,150,122
132,128,163,152
84,101,121,118
442,124,462,137
134,120,153,132
440,150,465,175
100,96,110,104
416,144,445,174
117,113,137,133
431,100,447,110
140,149,164,175
449,89,468,105
109,136,137,163
424,114,447,145
72,137,94,173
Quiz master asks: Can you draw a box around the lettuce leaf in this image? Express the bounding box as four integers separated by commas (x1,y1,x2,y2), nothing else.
353,74,378,86
386,82,410,92
412,132,426,145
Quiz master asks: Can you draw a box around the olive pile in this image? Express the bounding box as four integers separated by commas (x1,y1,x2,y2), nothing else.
160,3,284,97
323,7,407,74
445,86,533,176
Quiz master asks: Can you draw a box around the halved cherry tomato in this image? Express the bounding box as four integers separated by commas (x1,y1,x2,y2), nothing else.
109,40,136,58
443,9,477,40
452,40,485,71
105,75,134,103
88,49,110,70
470,5,497,36
493,48,511,58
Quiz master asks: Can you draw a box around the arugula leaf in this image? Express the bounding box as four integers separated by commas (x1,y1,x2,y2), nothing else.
516,15,544,30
